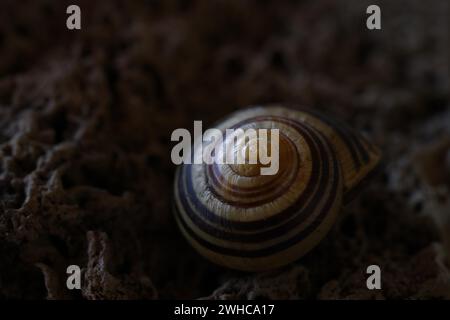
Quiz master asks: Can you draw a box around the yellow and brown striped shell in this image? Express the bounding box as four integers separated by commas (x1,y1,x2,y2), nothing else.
173,105,381,271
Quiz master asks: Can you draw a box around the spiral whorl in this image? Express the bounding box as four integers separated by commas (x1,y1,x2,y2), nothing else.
174,106,380,271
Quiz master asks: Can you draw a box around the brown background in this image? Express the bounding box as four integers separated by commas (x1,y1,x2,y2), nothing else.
0,0,449,299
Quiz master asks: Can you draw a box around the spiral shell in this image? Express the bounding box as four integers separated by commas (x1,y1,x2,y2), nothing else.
174,105,380,271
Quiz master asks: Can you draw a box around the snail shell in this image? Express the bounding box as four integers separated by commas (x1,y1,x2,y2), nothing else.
173,105,381,271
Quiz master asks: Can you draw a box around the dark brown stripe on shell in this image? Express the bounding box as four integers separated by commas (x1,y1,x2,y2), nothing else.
303,109,364,169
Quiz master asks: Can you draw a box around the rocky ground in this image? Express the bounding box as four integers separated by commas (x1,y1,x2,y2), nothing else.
0,0,448,299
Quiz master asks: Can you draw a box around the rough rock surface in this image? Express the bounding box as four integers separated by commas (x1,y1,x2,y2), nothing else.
0,0,448,299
